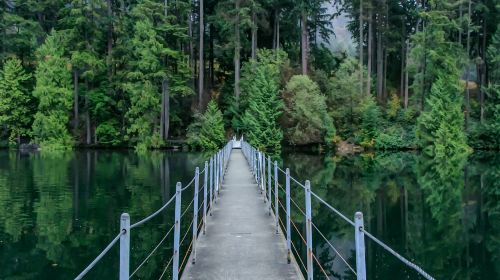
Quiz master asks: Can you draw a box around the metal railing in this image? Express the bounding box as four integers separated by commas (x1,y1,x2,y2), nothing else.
74,141,234,280
241,140,435,280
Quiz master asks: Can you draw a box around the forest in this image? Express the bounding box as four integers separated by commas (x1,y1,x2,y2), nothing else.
1,0,500,155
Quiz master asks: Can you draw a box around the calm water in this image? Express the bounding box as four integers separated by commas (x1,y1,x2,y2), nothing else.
0,150,498,279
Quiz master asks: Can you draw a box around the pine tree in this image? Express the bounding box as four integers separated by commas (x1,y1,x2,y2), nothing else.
283,75,335,145
187,100,225,150
0,58,32,145
32,31,73,150
241,49,285,151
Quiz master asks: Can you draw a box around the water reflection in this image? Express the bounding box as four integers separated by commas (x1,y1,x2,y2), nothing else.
0,150,206,279
281,151,500,280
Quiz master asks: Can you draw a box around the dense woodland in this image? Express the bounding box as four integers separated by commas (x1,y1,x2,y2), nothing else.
1,0,500,154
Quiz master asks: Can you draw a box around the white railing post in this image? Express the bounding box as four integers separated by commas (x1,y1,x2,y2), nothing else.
305,180,313,280
192,167,199,264
119,213,130,280
268,156,271,213
214,153,218,199
203,161,208,233
274,161,279,233
172,182,182,280
209,156,213,212
355,212,367,280
285,168,291,263
262,154,266,196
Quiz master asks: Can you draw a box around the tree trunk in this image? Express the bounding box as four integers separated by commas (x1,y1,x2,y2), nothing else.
210,24,214,89
73,70,79,136
400,25,405,100
359,0,363,95
85,80,91,145
480,18,486,123
404,40,409,109
276,12,280,51
162,79,170,140
464,0,472,130
106,0,113,78
376,23,383,102
198,0,204,109
234,0,241,102
459,3,462,45
301,11,308,75
251,10,257,60
367,8,372,96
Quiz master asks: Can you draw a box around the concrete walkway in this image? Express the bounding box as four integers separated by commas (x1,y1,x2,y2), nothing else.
182,149,302,280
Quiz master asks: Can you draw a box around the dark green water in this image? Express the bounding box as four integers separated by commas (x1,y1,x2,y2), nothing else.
280,151,500,280
0,150,498,279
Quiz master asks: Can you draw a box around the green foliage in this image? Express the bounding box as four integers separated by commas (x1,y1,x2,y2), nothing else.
327,58,365,139
283,75,335,145
95,120,122,146
417,75,470,157
32,31,73,150
187,101,226,150
240,50,285,151
0,58,32,145
359,96,381,147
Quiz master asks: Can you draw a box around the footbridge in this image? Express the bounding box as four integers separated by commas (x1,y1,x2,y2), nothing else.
74,139,435,280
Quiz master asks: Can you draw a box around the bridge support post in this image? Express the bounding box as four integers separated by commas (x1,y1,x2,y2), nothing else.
285,168,291,263
305,180,313,280
119,213,130,280
215,153,218,199
192,167,199,264
209,157,213,214
355,212,367,280
274,161,279,233
203,161,208,234
172,182,182,280
267,156,271,212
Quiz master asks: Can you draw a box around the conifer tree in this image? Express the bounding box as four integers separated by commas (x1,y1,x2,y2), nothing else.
187,100,225,150
241,49,285,151
0,58,32,145
32,31,73,150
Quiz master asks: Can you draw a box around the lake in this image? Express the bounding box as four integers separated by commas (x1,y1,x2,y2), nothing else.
0,149,498,279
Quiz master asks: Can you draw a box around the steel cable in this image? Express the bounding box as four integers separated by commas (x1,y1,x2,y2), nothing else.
74,231,123,280
131,195,176,229
360,228,435,280
291,240,308,274
311,222,356,275
129,223,176,278
157,255,174,280
312,252,330,279
181,176,196,191
310,191,355,227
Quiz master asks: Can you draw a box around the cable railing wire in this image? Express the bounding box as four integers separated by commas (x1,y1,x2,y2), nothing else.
131,195,176,229
181,176,196,191
311,222,356,275
312,252,330,280
74,231,123,280
310,191,355,227
158,254,174,280
360,228,435,280
130,223,176,278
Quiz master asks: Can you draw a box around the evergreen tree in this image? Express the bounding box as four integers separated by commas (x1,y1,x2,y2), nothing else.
121,0,192,151
417,75,470,157
187,100,226,150
241,49,285,151
32,31,73,150
0,58,32,145
282,75,335,145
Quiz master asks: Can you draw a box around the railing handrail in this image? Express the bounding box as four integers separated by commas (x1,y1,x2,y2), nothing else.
241,140,435,280
74,140,234,280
